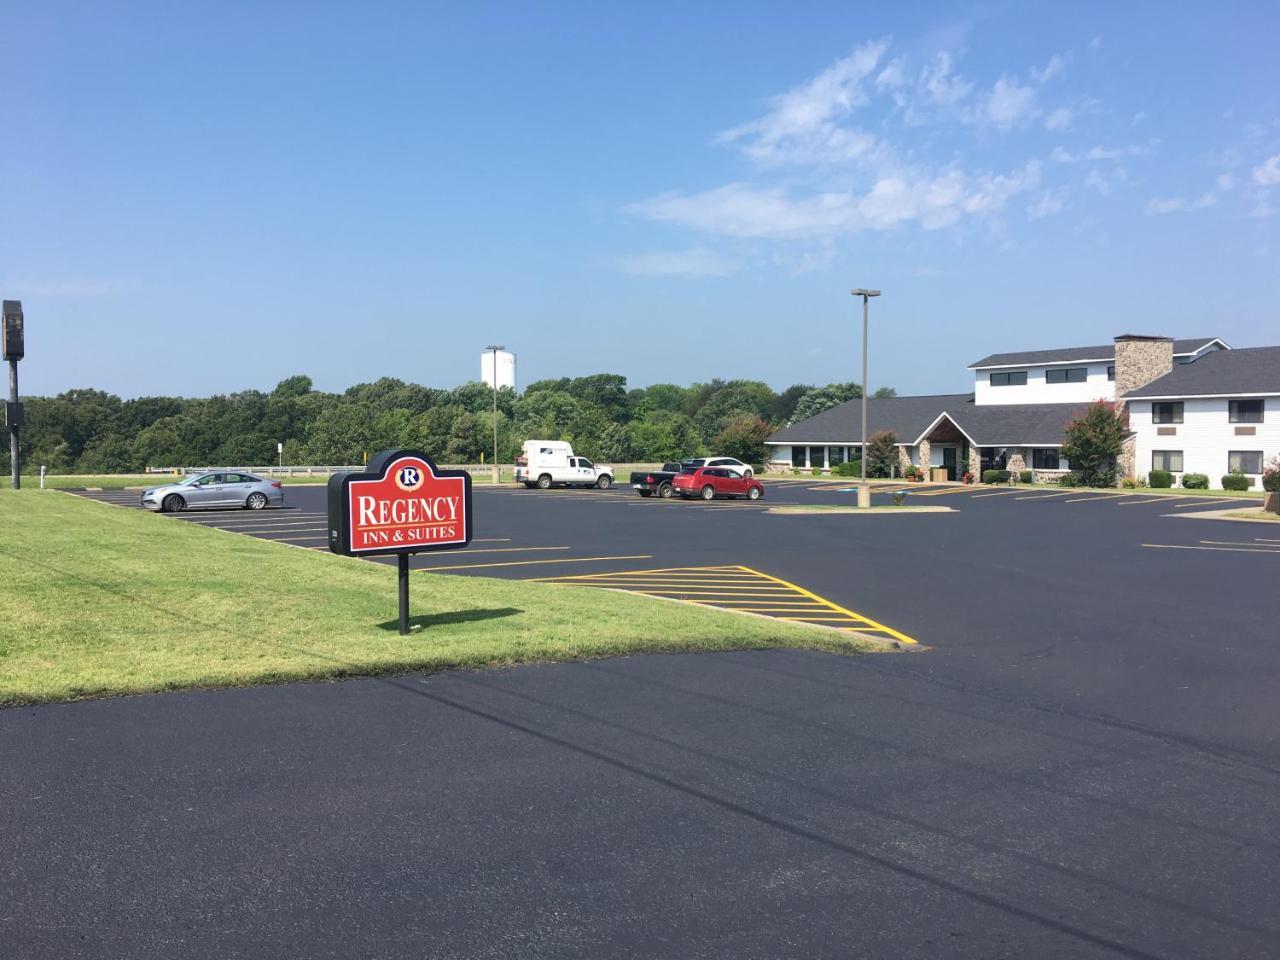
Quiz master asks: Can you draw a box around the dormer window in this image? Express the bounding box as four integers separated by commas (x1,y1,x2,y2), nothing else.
1046,367,1087,384
989,371,1027,386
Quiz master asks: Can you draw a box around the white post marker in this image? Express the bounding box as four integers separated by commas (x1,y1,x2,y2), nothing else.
40,464,45,488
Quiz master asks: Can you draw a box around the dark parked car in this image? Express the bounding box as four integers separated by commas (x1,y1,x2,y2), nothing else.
630,462,684,498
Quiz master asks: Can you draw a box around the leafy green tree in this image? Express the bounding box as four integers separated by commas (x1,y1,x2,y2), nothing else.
713,414,772,465
790,383,863,424
631,411,702,462
866,430,898,478
770,383,815,423
1061,400,1126,486
272,374,314,398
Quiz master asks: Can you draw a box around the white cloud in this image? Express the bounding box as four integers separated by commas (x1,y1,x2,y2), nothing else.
1216,172,1238,191
1145,193,1218,215
919,51,972,107
717,40,887,166
1031,54,1067,83
1027,187,1068,219
628,163,1041,240
1043,107,1072,131
1253,154,1280,186
984,76,1038,129
616,247,740,278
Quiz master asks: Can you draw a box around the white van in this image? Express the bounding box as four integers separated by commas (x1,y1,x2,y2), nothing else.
514,440,614,490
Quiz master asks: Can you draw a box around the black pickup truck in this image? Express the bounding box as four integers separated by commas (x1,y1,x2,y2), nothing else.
630,462,685,498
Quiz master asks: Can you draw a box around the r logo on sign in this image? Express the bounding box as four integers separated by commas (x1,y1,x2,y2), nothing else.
395,465,424,492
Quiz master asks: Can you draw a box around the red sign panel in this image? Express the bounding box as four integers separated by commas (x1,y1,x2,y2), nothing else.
328,451,473,557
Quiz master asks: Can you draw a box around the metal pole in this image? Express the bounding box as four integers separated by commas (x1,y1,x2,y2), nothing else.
9,359,19,490
492,347,499,485
398,553,410,635
861,295,868,490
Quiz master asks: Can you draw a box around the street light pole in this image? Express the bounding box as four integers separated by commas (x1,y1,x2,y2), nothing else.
485,344,504,485
850,288,880,509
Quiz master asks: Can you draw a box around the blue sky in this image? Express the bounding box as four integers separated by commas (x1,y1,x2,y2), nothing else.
3,2,1278,399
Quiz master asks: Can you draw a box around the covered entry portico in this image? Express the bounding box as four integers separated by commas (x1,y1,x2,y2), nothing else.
911,413,978,481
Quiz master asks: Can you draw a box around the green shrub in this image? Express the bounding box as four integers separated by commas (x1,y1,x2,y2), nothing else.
891,490,907,506
811,467,823,476
1057,471,1081,487
981,469,1010,484
833,460,862,478
1221,472,1251,491
1259,465,1280,496
1090,467,1117,488
1149,469,1173,488
1019,470,1032,484
1181,473,1209,489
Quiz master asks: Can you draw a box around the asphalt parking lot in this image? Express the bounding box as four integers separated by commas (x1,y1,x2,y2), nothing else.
7,479,1279,957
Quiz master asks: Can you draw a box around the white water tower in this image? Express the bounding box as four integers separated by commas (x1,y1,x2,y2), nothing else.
480,348,517,391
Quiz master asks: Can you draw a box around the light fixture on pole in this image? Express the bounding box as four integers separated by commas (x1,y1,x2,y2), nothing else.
485,344,504,484
850,288,880,509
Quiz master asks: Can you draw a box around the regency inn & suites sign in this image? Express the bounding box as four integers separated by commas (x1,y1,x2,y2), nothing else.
328,450,474,632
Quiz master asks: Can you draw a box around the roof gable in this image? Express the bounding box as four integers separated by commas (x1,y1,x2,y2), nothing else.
1122,345,1280,398
969,337,1224,369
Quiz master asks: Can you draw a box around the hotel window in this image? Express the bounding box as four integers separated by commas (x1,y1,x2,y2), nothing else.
989,371,1027,386
1046,367,1087,384
1151,451,1183,472
1229,399,1264,423
1107,365,1116,381
1152,402,1183,424
1031,449,1060,470
791,446,807,468
1228,451,1264,474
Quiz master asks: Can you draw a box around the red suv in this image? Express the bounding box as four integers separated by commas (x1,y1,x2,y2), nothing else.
672,466,765,501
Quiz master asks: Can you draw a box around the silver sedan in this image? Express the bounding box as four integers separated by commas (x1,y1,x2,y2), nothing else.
141,472,285,512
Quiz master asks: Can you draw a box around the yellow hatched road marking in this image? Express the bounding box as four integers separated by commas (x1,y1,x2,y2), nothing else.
526,563,917,644
416,554,653,572
1142,543,1280,554
735,566,916,645
911,486,978,497
970,490,1023,498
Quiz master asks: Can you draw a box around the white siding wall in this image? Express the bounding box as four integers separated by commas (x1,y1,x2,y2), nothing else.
1130,398,1280,489
974,361,1116,406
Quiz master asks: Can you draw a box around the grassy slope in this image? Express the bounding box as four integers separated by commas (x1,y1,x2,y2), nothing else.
0,491,874,706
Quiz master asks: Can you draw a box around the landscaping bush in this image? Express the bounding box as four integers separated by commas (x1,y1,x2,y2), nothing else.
981,469,1010,484
811,467,823,476
1019,470,1032,484
1148,469,1174,488
1089,467,1117,488
1263,455,1280,492
833,460,862,477
1221,472,1252,491
1057,471,1081,487
1181,473,1209,489
891,490,907,506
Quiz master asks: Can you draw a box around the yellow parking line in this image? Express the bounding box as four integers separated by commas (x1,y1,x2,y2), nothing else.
970,489,1023,498
414,546,570,556
737,565,916,645
528,564,741,582
911,486,978,497
609,589,799,598
418,554,653,572
1142,543,1280,554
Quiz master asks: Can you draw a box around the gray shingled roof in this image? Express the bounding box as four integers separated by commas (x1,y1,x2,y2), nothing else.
968,337,1220,369
767,395,1091,446
1123,345,1280,398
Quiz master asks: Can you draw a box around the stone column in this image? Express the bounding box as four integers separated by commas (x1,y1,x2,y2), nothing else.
967,446,981,480
1118,436,1137,487
897,446,913,477
917,439,931,476
1007,449,1027,476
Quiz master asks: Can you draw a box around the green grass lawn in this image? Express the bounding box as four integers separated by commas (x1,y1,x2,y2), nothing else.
981,481,1262,499
0,491,878,706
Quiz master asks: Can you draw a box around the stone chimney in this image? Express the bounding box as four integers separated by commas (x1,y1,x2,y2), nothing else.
1113,334,1173,406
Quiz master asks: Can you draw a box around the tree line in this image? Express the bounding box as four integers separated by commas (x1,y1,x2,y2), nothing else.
17,373,895,473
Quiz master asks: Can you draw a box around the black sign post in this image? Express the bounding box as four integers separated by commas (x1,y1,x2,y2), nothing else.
2,300,23,490
328,450,474,634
